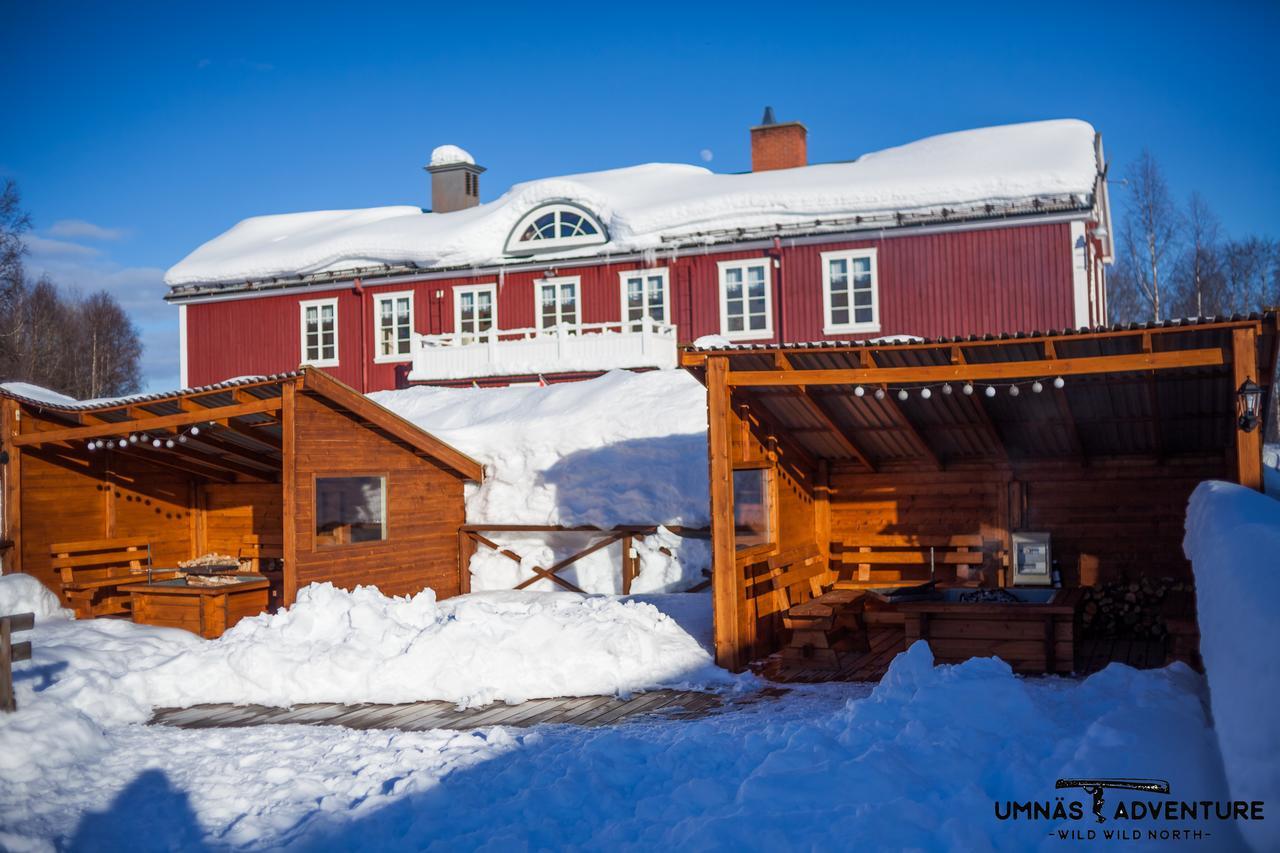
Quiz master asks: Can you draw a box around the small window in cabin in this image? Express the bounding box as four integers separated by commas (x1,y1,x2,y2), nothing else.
301,298,340,366
718,260,772,340
455,284,497,344
822,248,880,334
620,268,669,332
505,204,607,255
733,468,772,549
315,476,386,547
538,277,580,330
374,292,414,361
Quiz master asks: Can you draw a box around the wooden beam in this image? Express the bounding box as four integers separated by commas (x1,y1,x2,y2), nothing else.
1,399,21,575
950,347,1010,464
873,385,942,470
774,353,875,471
299,368,484,482
281,381,299,606
220,419,283,451
102,445,235,484
726,348,1227,387
11,398,281,447
1232,327,1263,490
706,356,742,671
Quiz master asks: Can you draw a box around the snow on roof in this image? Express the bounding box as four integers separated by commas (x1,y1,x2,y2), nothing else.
0,375,286,411
166,119,1100,289
429,144,475,167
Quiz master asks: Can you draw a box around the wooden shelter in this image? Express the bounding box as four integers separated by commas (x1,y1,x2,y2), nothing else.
682,314,1278,672
0,367,483,616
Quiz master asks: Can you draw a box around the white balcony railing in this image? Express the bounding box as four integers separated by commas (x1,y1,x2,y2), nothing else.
407,319,678,382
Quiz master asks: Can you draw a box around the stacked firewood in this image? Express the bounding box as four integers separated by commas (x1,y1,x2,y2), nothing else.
1078,577,1193,640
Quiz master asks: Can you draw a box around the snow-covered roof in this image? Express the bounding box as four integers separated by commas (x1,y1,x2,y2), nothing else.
429,144,475,168
166,119,1101,292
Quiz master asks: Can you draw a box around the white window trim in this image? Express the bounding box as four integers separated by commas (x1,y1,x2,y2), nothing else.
617,267,670,329
299,297,340,368
372,290,415,363
717,258,774,341
821,248,881,336
453,283,498,342
505,204,608,255
535,276,582,331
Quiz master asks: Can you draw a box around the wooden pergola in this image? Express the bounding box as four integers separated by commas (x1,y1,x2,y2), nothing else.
681,314,1277,670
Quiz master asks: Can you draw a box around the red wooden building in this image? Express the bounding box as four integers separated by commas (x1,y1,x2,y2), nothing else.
166,113,1114,391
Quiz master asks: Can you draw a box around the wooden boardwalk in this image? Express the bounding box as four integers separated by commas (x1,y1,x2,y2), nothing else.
150,689,726,732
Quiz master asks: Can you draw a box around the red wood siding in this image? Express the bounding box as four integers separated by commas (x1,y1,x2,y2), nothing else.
185,221,1081,390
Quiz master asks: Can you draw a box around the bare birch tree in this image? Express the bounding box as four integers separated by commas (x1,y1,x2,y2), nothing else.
1118,150,1182,321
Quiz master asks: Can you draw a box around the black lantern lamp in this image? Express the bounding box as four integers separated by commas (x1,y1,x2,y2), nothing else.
1236,378,1263,432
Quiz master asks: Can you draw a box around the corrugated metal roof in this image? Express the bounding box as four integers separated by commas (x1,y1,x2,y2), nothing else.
0,372,299,414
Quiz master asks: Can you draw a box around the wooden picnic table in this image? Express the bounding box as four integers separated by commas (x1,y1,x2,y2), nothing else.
121,573,269,639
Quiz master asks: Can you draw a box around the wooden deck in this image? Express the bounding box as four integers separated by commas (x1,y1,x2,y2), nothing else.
759,626,1174,683
150,689,725,731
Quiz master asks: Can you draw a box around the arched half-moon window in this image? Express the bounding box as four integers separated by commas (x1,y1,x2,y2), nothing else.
505,203,607,255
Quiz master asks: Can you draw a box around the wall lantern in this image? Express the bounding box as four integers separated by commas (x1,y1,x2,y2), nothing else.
1236,378,1263,432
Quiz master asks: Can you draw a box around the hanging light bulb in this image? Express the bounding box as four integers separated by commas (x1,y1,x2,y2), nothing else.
874,388,886,400
1009,385,1020,397
165,439,175,449
87,441,97,451
897,389,909,401
1053,376,1065,389
942,383,953,395
152,438,162,448
854,385,865,397
128,434,138,444
962,383,974,396
190,426,200,436
920,387,932,400
1032,380,1044,393
985,386,997,398
178,435,188,443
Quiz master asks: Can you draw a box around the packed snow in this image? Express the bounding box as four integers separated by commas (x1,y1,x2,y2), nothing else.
165,119,1098,287
372,369,712,593
428,144,475,168
1183,480,1280,852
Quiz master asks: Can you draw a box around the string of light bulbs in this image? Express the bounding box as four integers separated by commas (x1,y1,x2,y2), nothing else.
852,376,1067,401
84,420,217,452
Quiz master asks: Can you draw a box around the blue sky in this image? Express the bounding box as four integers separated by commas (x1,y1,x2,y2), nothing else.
2,1,1277,391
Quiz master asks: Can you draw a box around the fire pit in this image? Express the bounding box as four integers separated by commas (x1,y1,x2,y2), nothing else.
121,574,269,639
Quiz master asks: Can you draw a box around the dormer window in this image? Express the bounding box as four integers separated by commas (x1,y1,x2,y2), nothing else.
505,203,607,255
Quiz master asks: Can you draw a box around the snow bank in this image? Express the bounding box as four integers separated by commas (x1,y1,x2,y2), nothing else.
128,584,733,710
1264,442,1279,498
0,573,72,622
372,369,711,592
166,119,1098,287
1184,480,1280,852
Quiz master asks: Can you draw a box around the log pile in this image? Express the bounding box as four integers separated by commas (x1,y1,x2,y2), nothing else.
1078,577,1193,640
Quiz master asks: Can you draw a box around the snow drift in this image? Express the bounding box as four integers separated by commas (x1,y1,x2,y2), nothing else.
0,572,72,622
1184,480,1280,852
165,119,1098,287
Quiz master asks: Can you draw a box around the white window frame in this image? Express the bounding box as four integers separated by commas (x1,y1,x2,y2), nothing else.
535,276,582,331
372,290,415,363
299,297,340,367
617,267,670,331
717,259,773,341
505,203,607,255
453,283,498,343
821,248,881,335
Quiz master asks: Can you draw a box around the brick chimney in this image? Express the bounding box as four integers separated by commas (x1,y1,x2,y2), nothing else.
750,106,807,172
425,145,485,213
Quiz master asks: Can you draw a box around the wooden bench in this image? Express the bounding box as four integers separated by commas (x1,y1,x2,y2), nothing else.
765,544,870,670
830,533,1002,589
51,538,179,619
240,534,284,612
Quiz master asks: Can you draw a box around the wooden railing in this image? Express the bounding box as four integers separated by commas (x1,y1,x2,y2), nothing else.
1,611,34,713
458,524,711,594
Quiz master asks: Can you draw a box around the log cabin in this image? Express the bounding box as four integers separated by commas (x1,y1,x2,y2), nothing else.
0,367,483,631
681,313,1278,676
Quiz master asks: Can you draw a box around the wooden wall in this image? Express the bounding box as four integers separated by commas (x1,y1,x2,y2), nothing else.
199,483,282,555
286,391,467,602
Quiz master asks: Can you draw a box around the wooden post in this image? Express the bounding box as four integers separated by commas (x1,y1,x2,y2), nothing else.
457,530,475,595
620,534,638,595
1,612,35,713
707,356,741,670
1232,327,1263,491
814,461,831,582
0,399,20,575
281,381,299,606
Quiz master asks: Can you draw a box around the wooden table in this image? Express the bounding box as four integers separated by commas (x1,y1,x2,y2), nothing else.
122,575,270,639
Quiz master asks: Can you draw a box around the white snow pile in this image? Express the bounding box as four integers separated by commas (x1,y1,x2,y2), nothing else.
0,572,72,622
126,584,733,711
165,119,1098,287
1183,480,1280,852
372,369,711,592
428,144,475,167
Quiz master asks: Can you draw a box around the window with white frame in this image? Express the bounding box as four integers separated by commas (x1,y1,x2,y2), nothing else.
373,291,414,361
619,268,669,331
300,298,339,366
505,203,607,255
537,277,580,330
717,259,772,339
822,248,880,333
455,284,497,344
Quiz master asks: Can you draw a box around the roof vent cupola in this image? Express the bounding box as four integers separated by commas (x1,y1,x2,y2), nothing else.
750,106,807,172
425,145,485,213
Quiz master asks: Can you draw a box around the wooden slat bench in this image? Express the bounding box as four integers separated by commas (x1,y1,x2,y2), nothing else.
51,538,178,619
830,533,1002,589
765,544,870,671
